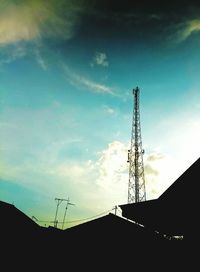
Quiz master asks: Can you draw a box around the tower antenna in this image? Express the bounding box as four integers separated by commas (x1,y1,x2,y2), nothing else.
127,87,146,203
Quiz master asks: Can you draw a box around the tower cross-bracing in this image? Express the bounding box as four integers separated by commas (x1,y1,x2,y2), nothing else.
127,87,146,203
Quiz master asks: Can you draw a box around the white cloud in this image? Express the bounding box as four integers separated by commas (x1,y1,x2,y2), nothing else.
63,65,114,95
0,0,82,46
2,115,194,224
91,52,109,67
156,98,200,163
35,141,129,210
0,109,177,215
0,133,171,212
143,95,200,197
47,141,171,209
144,152,173,198
54,160,95,184
0,131,129,214
2,93,200,222
95,141,129,202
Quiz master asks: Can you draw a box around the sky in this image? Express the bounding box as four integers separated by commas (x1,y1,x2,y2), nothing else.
0,0,200,228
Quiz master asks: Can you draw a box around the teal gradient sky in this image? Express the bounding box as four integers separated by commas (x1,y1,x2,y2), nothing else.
0,0,200,227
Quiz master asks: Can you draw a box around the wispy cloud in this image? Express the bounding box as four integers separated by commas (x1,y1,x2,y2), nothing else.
0,46,26,65
0,0,83,46
0,44,49,70
170,19,200,43
34,48,48,70
91,52,109,67
63,65,114,95
102,105,115,114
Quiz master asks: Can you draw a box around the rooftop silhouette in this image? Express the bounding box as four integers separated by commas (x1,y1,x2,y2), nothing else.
1,157,198,270
120,157,200,238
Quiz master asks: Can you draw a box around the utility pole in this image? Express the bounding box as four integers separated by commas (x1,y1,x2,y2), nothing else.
54,198,68,228
61,198,75,230
127,87,146,203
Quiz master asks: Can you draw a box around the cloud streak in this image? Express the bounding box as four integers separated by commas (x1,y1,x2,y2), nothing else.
63,65,114,95
169,19,200,44
102,105,115,114
181,20,200,41
0,45,26,65
0,0,83,46
34,48,48,70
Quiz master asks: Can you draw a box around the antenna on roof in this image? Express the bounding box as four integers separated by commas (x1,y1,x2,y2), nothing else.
53,198,68,228
61,197,75,230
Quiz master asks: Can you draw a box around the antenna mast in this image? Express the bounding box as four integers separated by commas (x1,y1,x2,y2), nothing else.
61,197,75,230
127,87,146,203
54,198,68,228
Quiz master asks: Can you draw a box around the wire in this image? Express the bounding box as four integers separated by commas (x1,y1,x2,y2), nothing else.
33,207,115,226
64,208,115,224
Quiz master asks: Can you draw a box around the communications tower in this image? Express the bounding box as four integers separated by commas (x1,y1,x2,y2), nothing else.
127,87,146,203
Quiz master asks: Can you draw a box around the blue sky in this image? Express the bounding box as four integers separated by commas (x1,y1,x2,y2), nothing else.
0,0,200,228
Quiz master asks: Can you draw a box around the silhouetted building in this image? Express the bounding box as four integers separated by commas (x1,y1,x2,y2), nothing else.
0,200,39,234
0,200,171,269
1,158,198,269
120,157,200,242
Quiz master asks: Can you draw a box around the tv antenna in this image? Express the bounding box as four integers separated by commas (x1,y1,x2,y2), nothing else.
61,197,75,229
54,198,68,228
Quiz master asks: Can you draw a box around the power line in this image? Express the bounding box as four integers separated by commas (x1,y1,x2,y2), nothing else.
64,208,115,224
33,207,115,226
